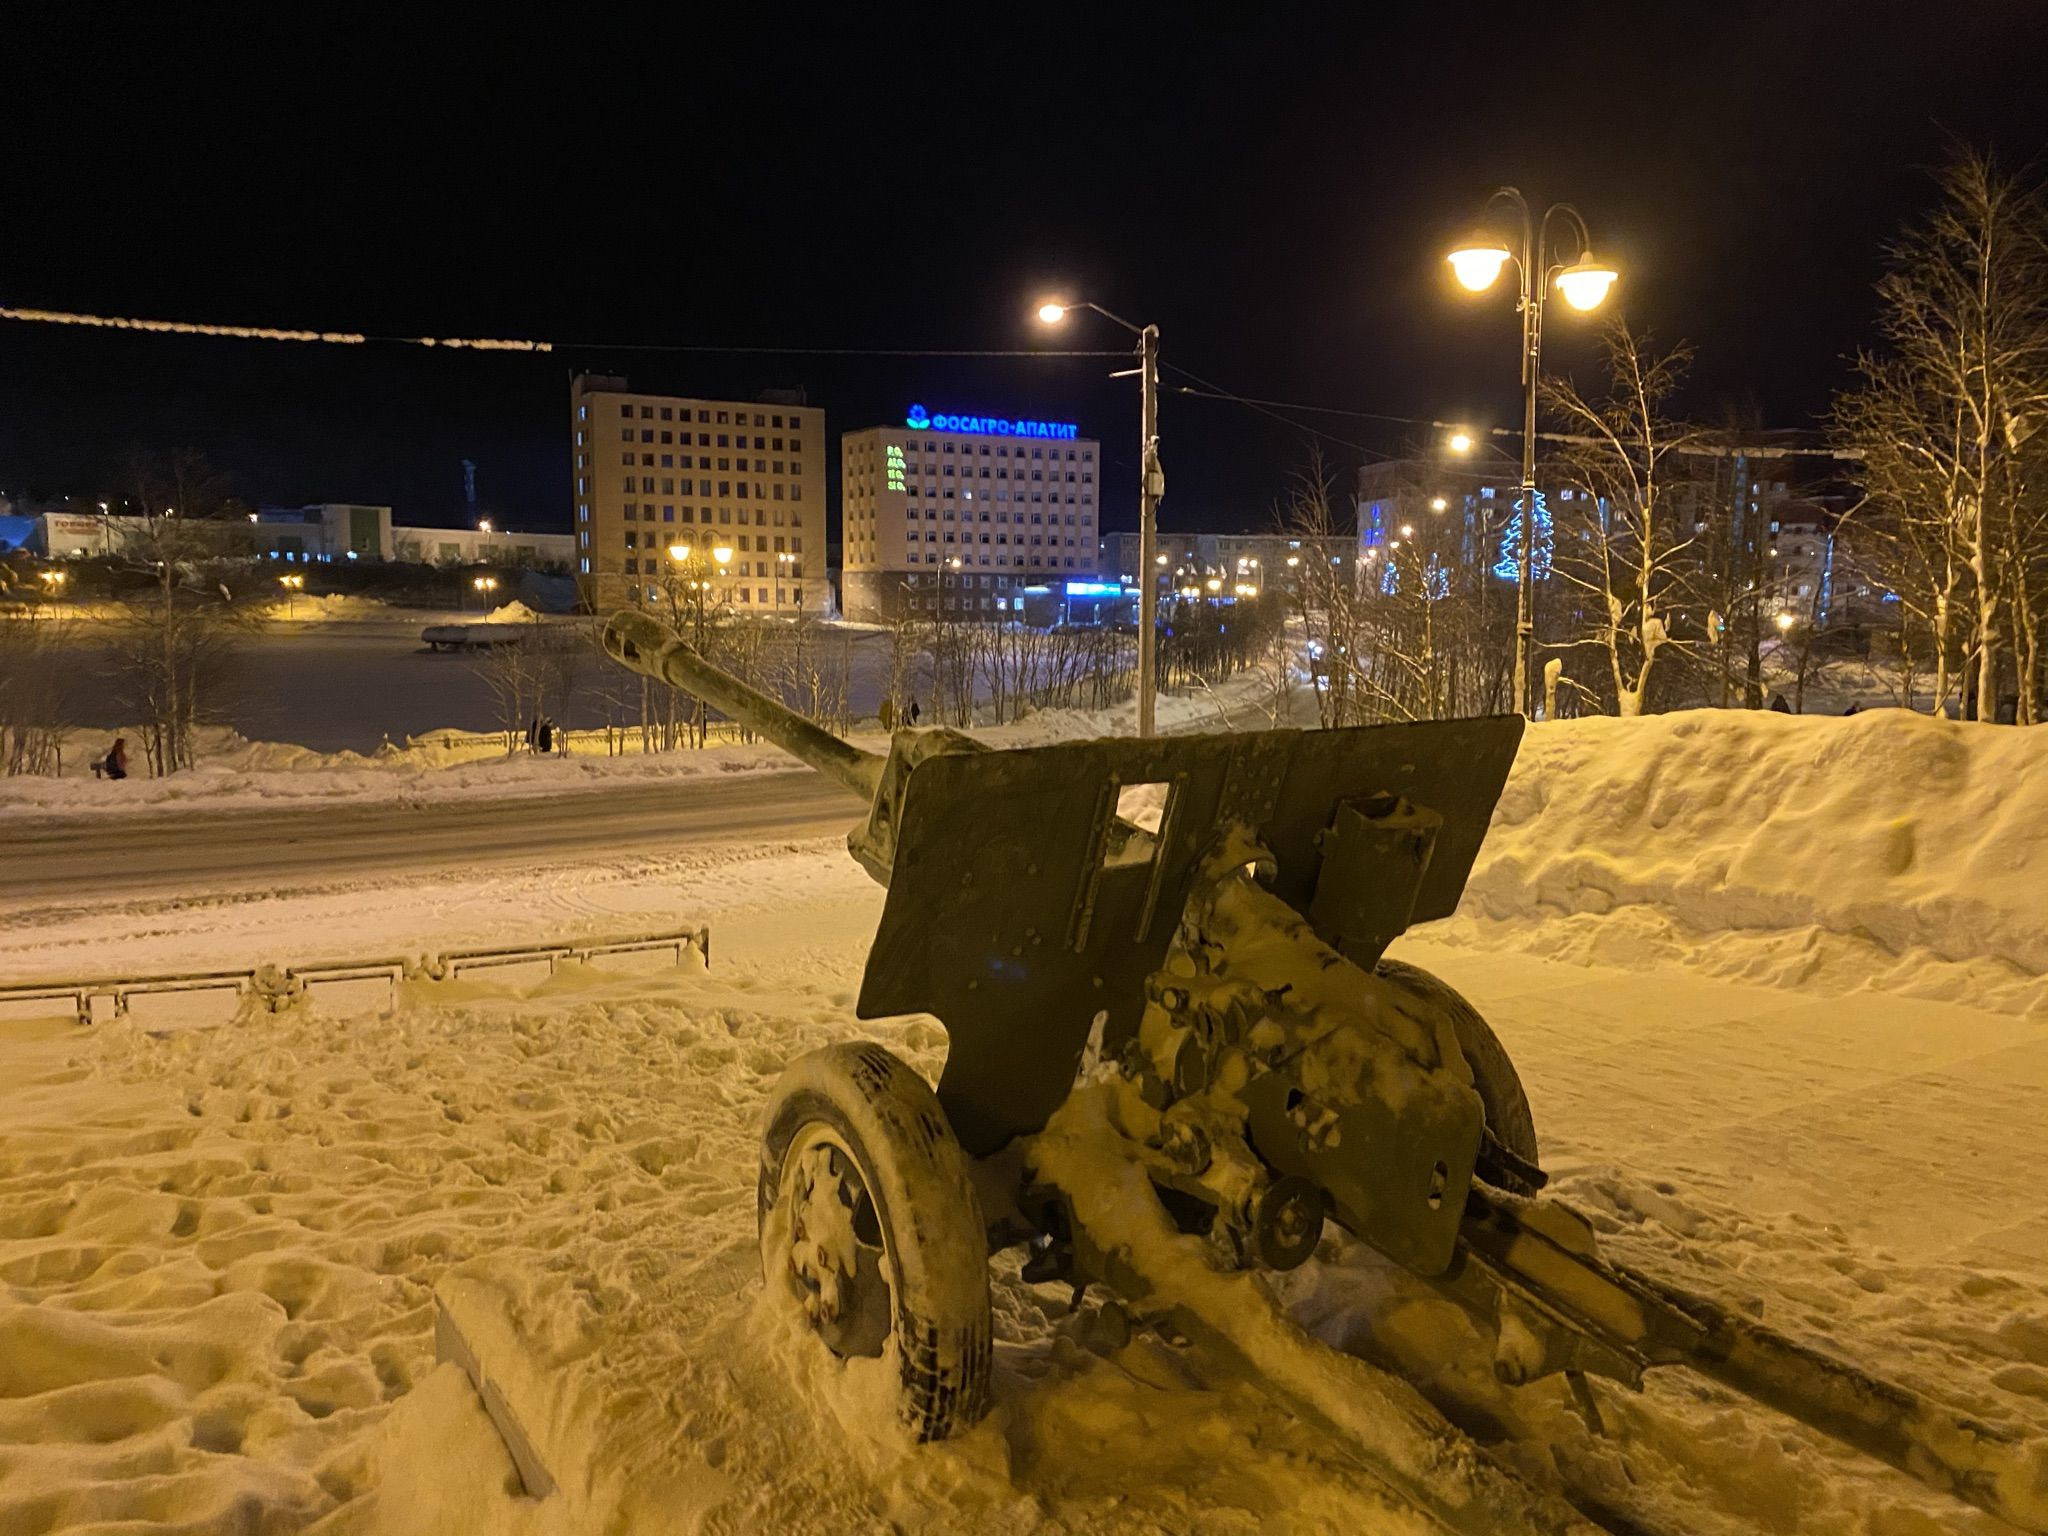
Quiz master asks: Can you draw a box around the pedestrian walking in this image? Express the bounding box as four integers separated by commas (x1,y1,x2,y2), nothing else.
94,737,129,781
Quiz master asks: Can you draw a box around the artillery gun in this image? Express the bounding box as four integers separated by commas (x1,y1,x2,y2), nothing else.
603,610,2044,1534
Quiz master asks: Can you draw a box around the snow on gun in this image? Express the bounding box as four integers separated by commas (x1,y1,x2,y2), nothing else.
601,607,2048,1534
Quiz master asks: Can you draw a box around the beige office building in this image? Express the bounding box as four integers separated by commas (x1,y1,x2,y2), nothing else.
570,373,825,614
840,411,1100,621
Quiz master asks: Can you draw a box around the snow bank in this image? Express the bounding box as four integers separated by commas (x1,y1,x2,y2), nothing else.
482,600,541,625
0,725,811,823
268,592,396,622
1434,709,2048,1012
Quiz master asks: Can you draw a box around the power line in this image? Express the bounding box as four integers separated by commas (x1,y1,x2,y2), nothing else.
1158,361,1383,457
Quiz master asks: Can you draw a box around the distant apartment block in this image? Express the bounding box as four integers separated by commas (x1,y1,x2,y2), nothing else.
570,373,825,615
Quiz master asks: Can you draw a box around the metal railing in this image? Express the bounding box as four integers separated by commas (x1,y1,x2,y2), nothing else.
0,925,711,1027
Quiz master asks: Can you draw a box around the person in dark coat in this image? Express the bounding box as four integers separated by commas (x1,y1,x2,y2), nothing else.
1769,693,1792,714
98,737,129,780
907,697,922,726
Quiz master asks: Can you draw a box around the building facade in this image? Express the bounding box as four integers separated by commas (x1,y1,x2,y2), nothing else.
1100,530,1355,603
570,373,825,615
840,407,1100,621
390,524,574,569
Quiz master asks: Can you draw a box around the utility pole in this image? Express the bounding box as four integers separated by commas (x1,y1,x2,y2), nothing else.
1515,291,1542,717
1035,298,1163,736
1138,323,1162,737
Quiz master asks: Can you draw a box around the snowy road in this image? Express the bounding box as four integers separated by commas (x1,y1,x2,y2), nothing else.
1,770,865,904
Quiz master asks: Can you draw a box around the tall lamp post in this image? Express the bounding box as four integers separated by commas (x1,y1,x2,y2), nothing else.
1037,299,1162,737
1446,190,1617,715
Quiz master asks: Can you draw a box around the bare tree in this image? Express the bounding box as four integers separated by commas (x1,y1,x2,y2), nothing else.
1835,148,2048,722
0,612,76,775
105,452,249,773
1545,321,1701,716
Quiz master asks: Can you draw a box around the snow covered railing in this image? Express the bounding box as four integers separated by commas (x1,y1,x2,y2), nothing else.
0,925,712,1027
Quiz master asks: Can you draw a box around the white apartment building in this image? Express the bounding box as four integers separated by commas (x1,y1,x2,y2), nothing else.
840,406,1100,621
570,373,825,615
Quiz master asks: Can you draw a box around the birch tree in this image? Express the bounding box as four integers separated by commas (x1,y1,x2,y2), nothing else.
1545,322,1700,716
1835,149,2048,722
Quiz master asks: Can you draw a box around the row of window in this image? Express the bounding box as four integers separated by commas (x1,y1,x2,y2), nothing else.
619,530,801,553
852,441,1093,462
896,531,1084,547
901,551,1085,568
610,476,805,501
858,467,1091,482
621,557,791,578
613,454,801,473
620,403,809,429
608,504,803,529
622,583,804,607
884,509,1089,526
623,428,804,452
855,489,1092,505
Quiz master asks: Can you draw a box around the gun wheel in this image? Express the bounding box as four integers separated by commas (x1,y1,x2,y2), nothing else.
758,1042,992,1441
1375,958,1542,1194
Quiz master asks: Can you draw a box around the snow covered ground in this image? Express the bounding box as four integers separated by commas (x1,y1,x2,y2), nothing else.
1,710,2044,1534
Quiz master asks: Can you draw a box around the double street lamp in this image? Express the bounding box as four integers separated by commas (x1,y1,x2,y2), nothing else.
1037,299,1163,737
1446,188,1618,715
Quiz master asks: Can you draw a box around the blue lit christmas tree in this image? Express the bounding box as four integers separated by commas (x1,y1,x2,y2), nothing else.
1491,488,1554,582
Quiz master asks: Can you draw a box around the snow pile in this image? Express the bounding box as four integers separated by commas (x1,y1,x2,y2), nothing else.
1434,710,2048,1014
268,592,396,622
482,600,542,625
0,720,846,822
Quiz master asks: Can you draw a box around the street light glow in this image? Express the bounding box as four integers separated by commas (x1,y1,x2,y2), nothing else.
1446,240,1512,292
669,543,691,562
712,546,733,565
1775,612,1796,632
1554,257,1620,312
1036,302,1067,324
1400,524,1415,537
1448,431,1474,453
1429,497,1448,512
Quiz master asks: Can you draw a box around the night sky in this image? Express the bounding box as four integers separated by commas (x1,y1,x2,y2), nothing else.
6,5,2046,538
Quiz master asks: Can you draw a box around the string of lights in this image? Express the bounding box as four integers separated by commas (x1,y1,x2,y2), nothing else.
0,305,1128,359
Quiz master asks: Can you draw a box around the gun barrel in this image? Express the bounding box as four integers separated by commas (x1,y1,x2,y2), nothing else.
600,611,885,801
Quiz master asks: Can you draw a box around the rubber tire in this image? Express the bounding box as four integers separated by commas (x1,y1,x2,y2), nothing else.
758,1041,993,1442
1375,958,1541,1188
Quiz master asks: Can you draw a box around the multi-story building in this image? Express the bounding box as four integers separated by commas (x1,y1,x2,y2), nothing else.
570,373,825,615
1355,459,1529,579
840,405,1100,621
1101,530,1354,602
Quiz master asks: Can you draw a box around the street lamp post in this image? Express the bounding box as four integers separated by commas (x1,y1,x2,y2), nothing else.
1038,299,1162,737
1447,189,1618,716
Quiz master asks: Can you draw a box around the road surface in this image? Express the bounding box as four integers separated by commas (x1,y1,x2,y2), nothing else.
2,768,866,903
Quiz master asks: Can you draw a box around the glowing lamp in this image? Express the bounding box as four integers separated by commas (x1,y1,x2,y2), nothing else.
1553,257,1619,312
1446,239,1512,292
1036,302,1068,324
1448,431,1474,453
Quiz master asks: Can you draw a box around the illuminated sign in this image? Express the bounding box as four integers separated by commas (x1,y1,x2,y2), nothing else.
885,444,907,492
905,403,1078,440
